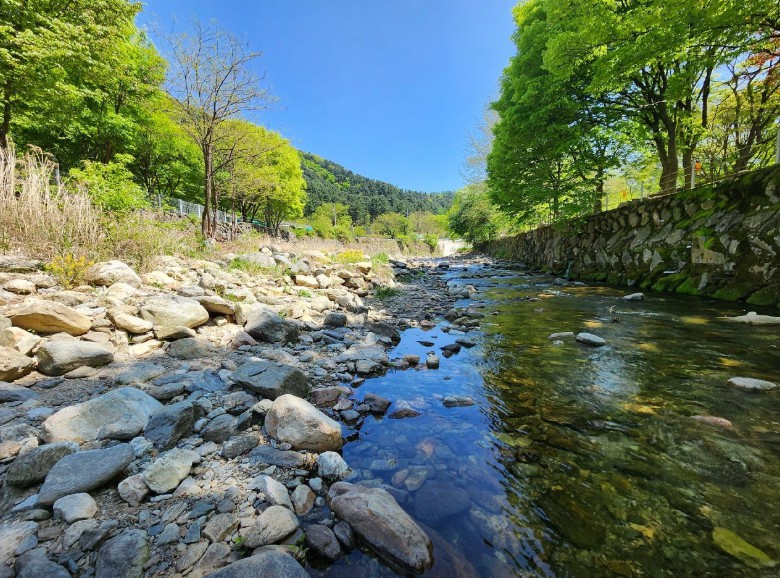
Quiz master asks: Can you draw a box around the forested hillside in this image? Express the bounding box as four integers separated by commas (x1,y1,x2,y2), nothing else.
302,153,454,224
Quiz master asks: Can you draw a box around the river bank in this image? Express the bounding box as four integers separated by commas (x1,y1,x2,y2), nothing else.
1,250,778,577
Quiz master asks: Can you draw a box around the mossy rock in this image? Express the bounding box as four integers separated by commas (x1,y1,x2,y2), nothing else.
712,282,758,302
676,276,705,296
712,527,775,569
746,286,780,307
652,272,689,293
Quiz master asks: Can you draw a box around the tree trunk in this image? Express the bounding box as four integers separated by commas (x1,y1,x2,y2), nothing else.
682,149,694,190
0,82,12,149
202,144,213,238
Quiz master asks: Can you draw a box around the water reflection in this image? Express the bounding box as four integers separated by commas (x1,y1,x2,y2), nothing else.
323,266,780,578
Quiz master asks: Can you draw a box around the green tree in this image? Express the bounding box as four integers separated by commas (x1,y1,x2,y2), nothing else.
164,20,273,238
448,184,510,245
68,154,148,211
309,203,352,238
373,212,410,237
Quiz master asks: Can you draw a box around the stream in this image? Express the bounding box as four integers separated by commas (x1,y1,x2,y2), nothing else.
317,262,780,577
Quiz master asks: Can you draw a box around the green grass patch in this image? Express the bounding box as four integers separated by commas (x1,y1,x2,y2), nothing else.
374,286,402,299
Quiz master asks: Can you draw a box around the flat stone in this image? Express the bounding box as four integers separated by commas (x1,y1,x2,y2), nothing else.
114,363,167,385
576,332,606,346
38,443,134,506
222,433,259,459
727,377,778,393
265,394,343,452
155,325,196,340
167,337,218,359
201,550,309,578
0,380,37,402
244,505,299,548
231,361,309,399
547,332,575,340
110,313,153,335
85,261,142,287
0,346,36,381
328,481,432,573
248,445,306,468
442,395,475,407
622,292,644,300
244,310,299,344
53,492,98,523
249,475,292,510
6,301,91,335
143,448,199,494
95,529,149,578
36,339,113,376
43,387,162,443
193,295,235,315
726,312,780,326
202,513,239,542
140,296,209,328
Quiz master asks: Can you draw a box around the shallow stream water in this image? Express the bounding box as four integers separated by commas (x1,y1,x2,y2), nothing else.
321,263,780,577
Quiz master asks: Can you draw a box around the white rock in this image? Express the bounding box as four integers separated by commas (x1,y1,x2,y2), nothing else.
143,448,199,494
53,492,98,522
317,452,351,480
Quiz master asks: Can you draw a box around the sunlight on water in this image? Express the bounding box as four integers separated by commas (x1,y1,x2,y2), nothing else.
323,264,780,578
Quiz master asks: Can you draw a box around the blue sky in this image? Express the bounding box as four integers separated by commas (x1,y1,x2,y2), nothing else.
138,1,517,192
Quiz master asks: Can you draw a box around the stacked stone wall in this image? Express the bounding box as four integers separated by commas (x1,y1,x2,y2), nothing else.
482,167,780,307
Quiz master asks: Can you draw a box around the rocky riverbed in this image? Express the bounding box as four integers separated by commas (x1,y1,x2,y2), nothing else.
0,248,487,577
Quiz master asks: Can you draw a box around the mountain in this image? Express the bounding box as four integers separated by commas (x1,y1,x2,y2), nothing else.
301,152,454,224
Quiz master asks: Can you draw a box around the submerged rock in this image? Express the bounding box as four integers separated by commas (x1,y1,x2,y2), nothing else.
726,312,780,326
727,377,778,393
576,332,606,346
328,481,433,574
712,527,775,569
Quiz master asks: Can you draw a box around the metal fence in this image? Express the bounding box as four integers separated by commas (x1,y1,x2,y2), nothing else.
152,196,236,224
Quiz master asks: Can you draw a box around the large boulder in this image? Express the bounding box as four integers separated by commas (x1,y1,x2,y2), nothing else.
328,482,433,574
244,310,299,344
231,361,309,399
202,550,309,578
36,339,114,376
85,261,142,288
139,296,209,328
5,442,78,488
43,387,162,443
6,300,91,335
38,443,134,505
95,529,149,578
0,346,36,381
143,401,194,450
265,394,343,452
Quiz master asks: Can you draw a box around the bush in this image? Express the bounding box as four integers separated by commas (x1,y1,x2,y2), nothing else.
334,249,366,264
45,254,95,289
68,155,149,211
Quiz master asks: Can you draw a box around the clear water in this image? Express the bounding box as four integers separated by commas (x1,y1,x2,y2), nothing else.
320,264,780,578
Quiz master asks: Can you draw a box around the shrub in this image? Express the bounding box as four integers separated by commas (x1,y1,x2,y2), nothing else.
374,286,401,299
334,249,366,264
45,254,95,289
68,155,149,211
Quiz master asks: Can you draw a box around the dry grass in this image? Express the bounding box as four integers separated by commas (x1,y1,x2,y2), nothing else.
0,145,205,271
0,146,105,260
222,231,435,259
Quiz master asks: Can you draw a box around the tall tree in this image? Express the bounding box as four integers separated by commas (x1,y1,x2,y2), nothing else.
0,0,142,153
164,20,273,237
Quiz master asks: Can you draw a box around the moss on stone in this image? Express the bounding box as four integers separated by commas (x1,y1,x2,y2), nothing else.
676,276,705,296
652,272,689,293
712,283,757,302
746,286,780,307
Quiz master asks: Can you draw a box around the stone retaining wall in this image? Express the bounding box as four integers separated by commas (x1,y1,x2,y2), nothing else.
482,167,780,308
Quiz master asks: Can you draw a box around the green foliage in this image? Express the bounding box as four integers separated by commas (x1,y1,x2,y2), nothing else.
448,184,511,244
371,252,390,265
302,153,454,224
68,156,149,211
373,213,410,237
309,203,353,239
374,286,402,299
333,250,366,264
